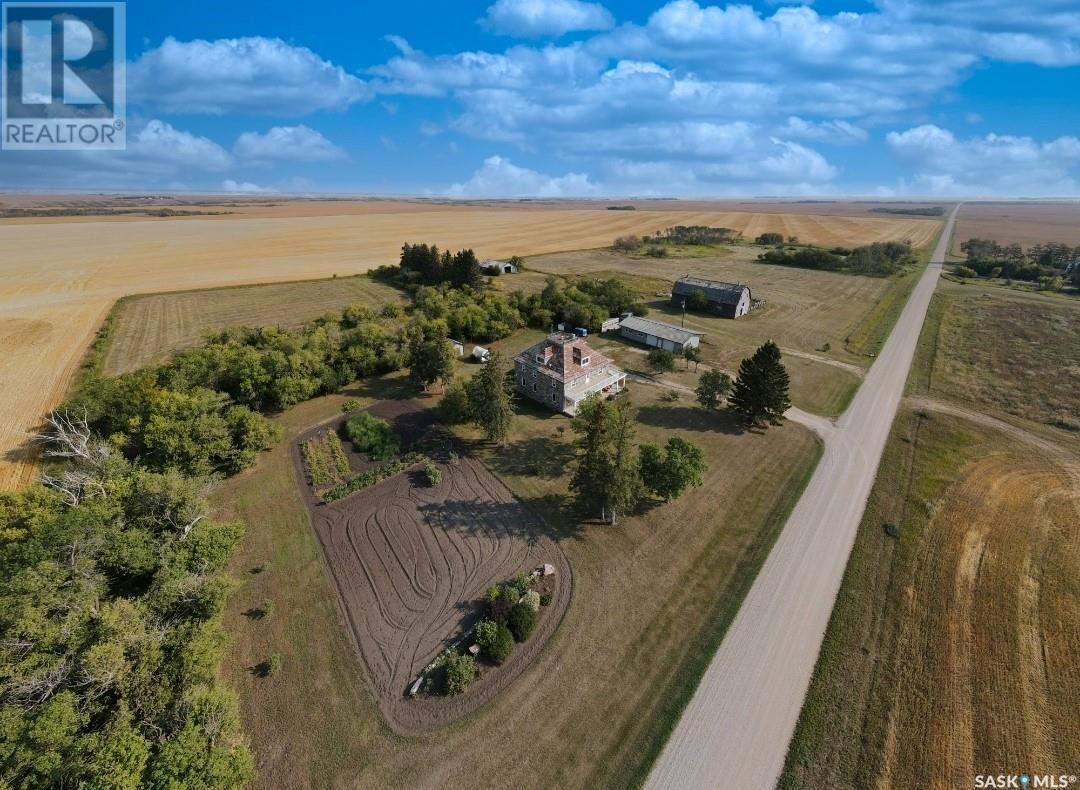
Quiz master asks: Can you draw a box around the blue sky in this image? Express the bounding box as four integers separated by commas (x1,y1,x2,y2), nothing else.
2,0,1079,196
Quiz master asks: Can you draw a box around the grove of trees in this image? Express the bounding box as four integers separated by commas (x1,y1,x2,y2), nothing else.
758,241,915,275
958,237,1079,291
0,415,253,789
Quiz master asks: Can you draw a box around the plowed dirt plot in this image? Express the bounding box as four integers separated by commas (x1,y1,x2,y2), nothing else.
0,197,937,488
295,401,570,733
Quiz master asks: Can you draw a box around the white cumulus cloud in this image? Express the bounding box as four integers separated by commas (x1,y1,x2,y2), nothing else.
886,124,1080,194
447,155,601,196
777,116,868,145
233,125,348,163
221,179,276,193
482,0,615,37
130,36,371,115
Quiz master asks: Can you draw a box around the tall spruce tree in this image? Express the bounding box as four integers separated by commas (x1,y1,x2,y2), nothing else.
569,395,611,517
604,400,640,524
466,352,514,445
569,396,640,524
729,340,791,426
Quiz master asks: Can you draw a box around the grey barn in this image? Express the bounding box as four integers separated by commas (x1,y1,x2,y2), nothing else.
671,275,752,318
618,315,703,354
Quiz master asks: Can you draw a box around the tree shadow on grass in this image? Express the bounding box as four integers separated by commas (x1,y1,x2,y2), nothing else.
635,404,747,435
418,493,583,544
487,436,575,479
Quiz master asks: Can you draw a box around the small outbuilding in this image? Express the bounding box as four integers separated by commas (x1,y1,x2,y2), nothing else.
618,315,704,353
449,339,465,357
481,259,518,275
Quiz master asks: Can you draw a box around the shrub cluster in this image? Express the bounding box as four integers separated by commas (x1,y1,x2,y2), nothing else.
510,275,649,333
344,411,401,459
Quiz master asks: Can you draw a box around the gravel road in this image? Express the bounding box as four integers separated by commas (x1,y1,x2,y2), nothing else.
645,207,958,790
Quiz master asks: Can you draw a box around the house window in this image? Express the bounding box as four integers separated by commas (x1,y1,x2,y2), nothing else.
581,356,590,366
551,392,558,403
532,383,537,392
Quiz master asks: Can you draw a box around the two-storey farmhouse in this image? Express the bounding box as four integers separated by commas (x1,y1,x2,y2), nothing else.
514,332,626,415
672,275,753,318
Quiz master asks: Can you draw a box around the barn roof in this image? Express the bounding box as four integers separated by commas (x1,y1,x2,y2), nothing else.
619,315,704,344
672,275,750,305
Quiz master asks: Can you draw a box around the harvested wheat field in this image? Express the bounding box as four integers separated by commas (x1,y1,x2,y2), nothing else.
294,400,570,733
952,200,1080,254
103,275,406,375
0,198,938,489
781,409,1080,790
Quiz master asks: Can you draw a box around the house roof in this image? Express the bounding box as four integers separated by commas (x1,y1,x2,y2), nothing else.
514,332,617,383
672,275,750,305
619,315,704,344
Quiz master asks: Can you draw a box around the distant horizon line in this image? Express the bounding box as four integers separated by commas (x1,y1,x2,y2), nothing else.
1,189,1078,203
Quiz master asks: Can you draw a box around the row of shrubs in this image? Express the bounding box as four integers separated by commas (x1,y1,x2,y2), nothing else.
323,452,423,502
442,572,553,696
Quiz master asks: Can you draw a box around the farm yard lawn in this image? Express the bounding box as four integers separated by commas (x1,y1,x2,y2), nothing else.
103,275,407,375
907,279,1080,445
216,371,821,789
594,337,860,418
0,199,929,490
779,408,1080,790
530,244,932,369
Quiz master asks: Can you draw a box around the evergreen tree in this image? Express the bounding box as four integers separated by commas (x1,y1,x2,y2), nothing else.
569,396,639,524
466,353,514,445
449,249,482,289
605,401,640,524
568,394,611,517
729,340,791,426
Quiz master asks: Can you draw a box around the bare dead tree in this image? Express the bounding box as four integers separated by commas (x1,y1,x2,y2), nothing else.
32,411,115,507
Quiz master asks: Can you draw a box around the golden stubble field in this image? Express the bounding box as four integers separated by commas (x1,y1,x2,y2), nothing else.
952,201,1080,254
0,198,938,489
